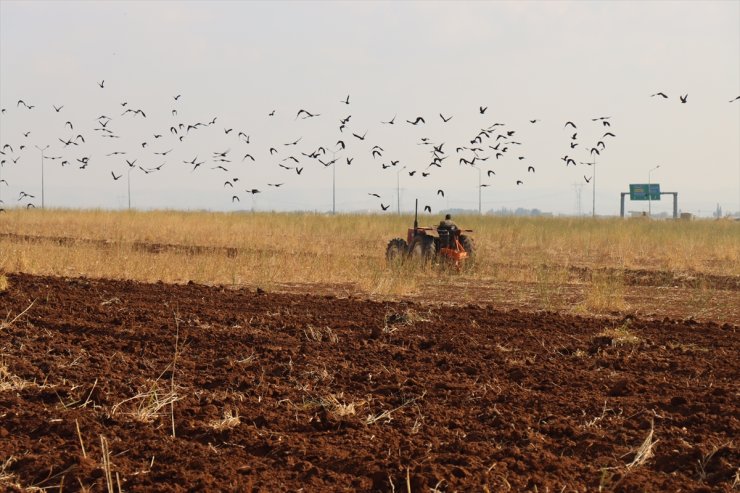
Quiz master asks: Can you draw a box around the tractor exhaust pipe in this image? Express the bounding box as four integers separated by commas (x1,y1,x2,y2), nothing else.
414,199,418,230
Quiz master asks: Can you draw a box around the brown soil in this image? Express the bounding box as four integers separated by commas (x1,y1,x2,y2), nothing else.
0,273,738,492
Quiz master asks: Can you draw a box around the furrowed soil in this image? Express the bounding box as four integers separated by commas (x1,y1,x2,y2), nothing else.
0,273,737,492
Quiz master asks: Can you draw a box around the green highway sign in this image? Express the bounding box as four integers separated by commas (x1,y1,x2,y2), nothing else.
630,183,661,200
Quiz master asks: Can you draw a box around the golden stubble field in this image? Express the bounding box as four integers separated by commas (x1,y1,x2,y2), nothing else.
1,209,738,322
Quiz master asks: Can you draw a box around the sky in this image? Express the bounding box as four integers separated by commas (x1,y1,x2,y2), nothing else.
1,0,739,216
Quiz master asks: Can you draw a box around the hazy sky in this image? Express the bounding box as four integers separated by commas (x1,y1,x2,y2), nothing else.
1,0,738,216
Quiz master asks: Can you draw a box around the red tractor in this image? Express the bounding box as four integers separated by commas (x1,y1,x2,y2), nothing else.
386,200,475,268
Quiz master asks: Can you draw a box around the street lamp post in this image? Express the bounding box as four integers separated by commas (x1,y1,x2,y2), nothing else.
648,165,660,217
34,145,49,209
127,166,132,210
396,165,406,215
592,155,597,218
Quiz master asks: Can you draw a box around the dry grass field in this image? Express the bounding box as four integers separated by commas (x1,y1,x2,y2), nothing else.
1,208,738,321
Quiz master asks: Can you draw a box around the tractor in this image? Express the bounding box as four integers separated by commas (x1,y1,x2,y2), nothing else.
386,200,475,268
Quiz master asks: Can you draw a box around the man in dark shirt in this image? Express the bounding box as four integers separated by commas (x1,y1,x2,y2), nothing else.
438,214,458,248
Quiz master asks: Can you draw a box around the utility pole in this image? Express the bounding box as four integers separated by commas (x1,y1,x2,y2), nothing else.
396,165,406,215
477,166,482,215
127,166,132,210
592,155,596,217
572,182,584,216
34,145,49,209
648,165,660,217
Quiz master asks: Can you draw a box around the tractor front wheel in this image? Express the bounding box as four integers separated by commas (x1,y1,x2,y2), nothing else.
386,238,408,262
411,235,436,263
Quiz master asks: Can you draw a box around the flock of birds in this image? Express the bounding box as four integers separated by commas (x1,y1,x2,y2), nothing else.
1,83,739,212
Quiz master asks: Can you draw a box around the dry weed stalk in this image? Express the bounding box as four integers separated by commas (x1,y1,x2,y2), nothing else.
111,382,182,423
626,420,658,469
0,299,35,332
209,408,241,431
0,357,36,392
100,435,114,493
303,325,338,343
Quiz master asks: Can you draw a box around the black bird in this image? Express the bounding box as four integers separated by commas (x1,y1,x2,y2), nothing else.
381,115,396,125
53,105,63,112
680,94,688,103
346,157,353,165
26,203,36,209
479,106,487,114
18,191,35,200
111,172,122,180
487,170,495,177
437,189,444,197
154,134,162,138
17,100,32,109
368,193,381,198
408,170,417,176
154,149,172,156
371,149,382,158
603,121,611,127
268,110,275,116
480,184,490,188
529,119,539,123
352,131,367,141
440,114,452,122
564,121,576,129
380,204,390,211
285,137,302,146
424,205,432,213
406,117,425,125
527,166,535,173
296,109,319,119
238,132,250,143
584,175,592,183
651,92,668,98
126,159,137,167
730,96,740,102
23,131,30,137
295,167,303,175
422,172,430,177
570,142,579,149
224,181,234,188
241,153,255,162
268,183,284,187
571,132,577,140
98,80,105,88
269,147,278,155
516,180,523,185
590,147,600,156
232,195,240,202
340,94,350,105
225,128,233,134
603,132,616,138
174,94,182,100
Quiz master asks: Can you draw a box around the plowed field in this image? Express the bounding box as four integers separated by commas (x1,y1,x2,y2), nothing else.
1,273,738,492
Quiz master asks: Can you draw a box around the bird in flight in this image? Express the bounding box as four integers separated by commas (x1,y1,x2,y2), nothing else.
487,170,495,177
352,131,367,140
285,137,302,146
584,176,592,183
680,94,688,103
529,119,539,124
527,166,535,173
380,204,390,211
111,172,122,180
232,195,240,202
439,114,452,122
730,96,740,102
53,105,64,112
516,180,523,185
479,106,487,114
98,80,105,88
651,92,668,98
340,94,350,105
368,193,381,198
424,205,432,213
381,115,396,125
174,94,182,100
564,121,576,129
406,117,425,125
437,189,444,197
296,109,319,119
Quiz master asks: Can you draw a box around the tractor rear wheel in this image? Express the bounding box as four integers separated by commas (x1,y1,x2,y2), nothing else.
459,234,476,270
385,238,408,262
411,235,437,263
459,234,475,258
